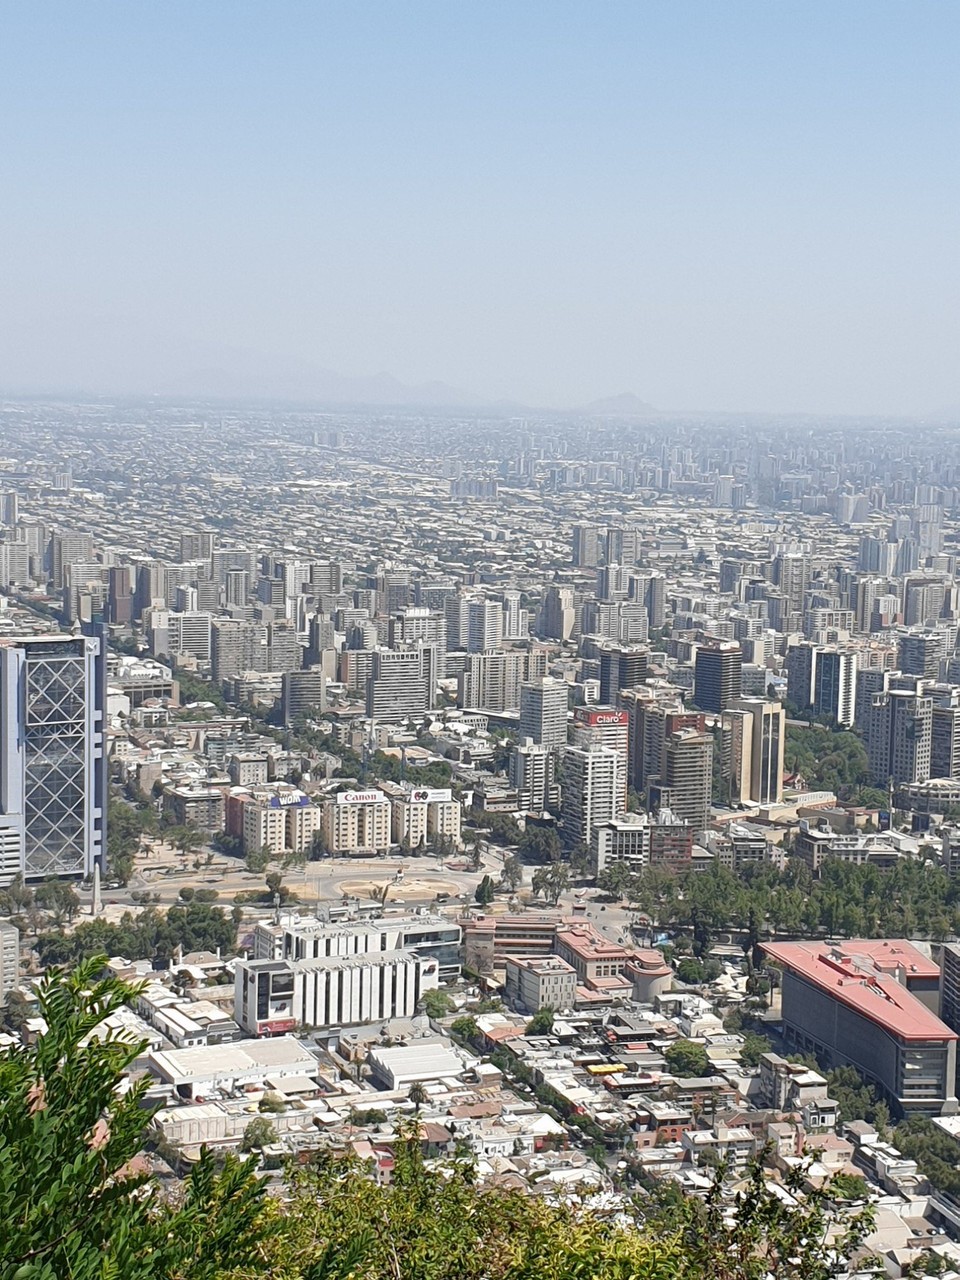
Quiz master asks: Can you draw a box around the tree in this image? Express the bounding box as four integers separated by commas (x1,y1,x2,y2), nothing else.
241,1116,279,1152
34,878,81,925
1,988,31,1034
309,829,330,860
500,853,523,892
531,860,570,906
245,844,272,874
828,1173,870,1201
525,1006,555,1036
407,1080,428,1110
421,989,454,1019
664,1039,711,1078
474,874,496,906
266,870,293,904
450,1016,481,1045
172,823,206,865
740,1031,774,1068
676,957,706,985
0,957,271,1279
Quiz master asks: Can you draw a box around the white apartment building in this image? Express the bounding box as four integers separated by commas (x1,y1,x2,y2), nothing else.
561,744,623,848
323,789,392,854
390,787,462,848
242,789,322,856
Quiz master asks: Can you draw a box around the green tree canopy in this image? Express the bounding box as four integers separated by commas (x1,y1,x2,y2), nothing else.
664,1040,711,1078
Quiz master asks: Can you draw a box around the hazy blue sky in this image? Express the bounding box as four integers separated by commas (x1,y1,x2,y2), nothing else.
1,2,958,412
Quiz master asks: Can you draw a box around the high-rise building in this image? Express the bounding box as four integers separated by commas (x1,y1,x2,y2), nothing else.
561,745,623,849
867,690,933,786
458,650,526,713
518,678,568,750
509,740,559,814
571,524,600,568
0,633,106,885
648,729,713,833
106,565,133,627
211,619,268,682
0,918,19,1004
598,644,649,705
501,589,527,639
366,646,434,720
898,630,944,681
49,531,94,591
280,669,326,727
466,597,503,653
179,530,215,563
931,691,960,781
721,698,785,806
855,667,891,733
389,608,447,675
539,586,575,641
571,706,630,810
694,641,742,714
812,647,858,727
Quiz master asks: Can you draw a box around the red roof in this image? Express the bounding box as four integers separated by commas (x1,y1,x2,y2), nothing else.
763,940,955,1044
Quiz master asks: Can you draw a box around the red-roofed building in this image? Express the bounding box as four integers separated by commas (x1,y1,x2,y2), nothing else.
763,939,957,1117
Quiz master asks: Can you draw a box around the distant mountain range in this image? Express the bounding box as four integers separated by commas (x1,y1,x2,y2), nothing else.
0,316,658,413
578,391,657,417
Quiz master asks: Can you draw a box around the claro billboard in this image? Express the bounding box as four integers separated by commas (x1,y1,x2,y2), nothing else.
573,708,628,727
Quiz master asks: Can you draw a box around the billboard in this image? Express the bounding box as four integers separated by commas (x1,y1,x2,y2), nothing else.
257,1018,297,1035
409,788,453,803
336,789,386,805
574,708,628,728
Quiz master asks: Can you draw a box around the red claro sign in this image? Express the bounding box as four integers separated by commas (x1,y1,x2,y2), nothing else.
576,709,628,726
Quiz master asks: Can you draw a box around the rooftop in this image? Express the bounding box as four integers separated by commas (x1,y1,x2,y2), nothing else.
763,940,955,1044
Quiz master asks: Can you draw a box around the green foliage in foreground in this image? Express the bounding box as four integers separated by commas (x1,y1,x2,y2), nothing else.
0,957,874,1280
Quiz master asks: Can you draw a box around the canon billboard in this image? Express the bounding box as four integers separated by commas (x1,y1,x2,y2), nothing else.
336,789,387,805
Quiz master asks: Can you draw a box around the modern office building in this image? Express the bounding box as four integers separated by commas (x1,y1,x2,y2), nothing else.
0,632,106,886
466,597,503,654
867,690,933,786
518,678,568,750
721,698,785,806
254,911,462,980
280,668,326,727
899,629,944,681
811,647,858,727
648,729,713,833
764,939,956,1116
234,950,440,1036
694,641,742,714
598,643,649,705
785,641,817,711
458,650,526,714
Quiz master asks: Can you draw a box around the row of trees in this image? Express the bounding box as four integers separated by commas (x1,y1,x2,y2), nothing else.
34,900,239,969
598,857,960,946
0,959,876,1279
